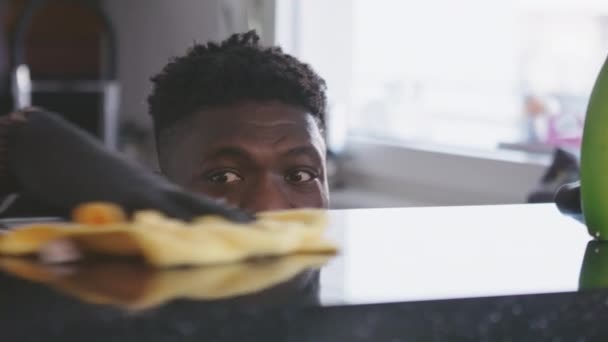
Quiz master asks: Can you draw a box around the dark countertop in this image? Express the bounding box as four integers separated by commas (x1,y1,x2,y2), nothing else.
1,203,607,341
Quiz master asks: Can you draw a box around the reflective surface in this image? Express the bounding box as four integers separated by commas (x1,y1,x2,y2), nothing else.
1,204,605,340
320,203,590,305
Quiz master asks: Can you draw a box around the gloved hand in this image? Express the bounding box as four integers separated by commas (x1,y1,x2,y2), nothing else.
554,181,584,223
6,109,251,222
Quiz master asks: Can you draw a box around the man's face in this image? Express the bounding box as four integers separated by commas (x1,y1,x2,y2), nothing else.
160,101,329,213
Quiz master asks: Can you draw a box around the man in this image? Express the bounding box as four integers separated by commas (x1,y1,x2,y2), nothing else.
148,30,329,212
0,30,328,219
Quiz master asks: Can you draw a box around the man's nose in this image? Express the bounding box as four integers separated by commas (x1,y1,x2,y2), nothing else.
242,175,293,213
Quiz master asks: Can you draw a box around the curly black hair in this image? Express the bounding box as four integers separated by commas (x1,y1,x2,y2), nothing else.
147,30,327,143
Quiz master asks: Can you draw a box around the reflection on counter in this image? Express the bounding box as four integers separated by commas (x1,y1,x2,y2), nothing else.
0,255,327,310
579,241,608,291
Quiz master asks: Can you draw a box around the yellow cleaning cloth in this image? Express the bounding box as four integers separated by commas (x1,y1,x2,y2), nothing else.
0,206,336,267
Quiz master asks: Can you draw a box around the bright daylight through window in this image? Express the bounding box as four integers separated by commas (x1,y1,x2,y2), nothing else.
277,0,608,154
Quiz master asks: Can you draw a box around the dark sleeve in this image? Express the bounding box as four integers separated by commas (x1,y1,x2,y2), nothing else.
0,111,63,218
0,194,64,218
0,113,21,196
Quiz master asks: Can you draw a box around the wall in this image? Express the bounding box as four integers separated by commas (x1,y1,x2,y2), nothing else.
102,0,248,164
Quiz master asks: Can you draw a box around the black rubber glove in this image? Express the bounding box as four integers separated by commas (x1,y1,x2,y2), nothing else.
554,180,584,223
7,109,251,222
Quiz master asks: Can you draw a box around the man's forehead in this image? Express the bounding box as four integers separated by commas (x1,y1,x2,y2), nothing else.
198,122,324,162
196,102,313,124
189,102,321,142
162,101,325,160
199,119,317,144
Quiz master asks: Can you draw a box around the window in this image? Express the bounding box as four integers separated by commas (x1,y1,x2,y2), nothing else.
276,0,608,153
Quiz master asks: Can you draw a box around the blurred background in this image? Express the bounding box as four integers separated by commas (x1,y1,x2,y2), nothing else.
1,0,604,209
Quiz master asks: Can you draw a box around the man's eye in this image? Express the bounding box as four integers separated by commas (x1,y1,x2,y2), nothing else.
285,170,317,184
207,171,243,184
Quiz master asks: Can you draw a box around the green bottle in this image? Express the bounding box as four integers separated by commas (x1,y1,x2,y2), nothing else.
581,56,608,239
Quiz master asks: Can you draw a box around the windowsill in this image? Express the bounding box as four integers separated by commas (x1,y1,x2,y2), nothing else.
342,135,553,167
331,136,552,208
498,141,580,160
